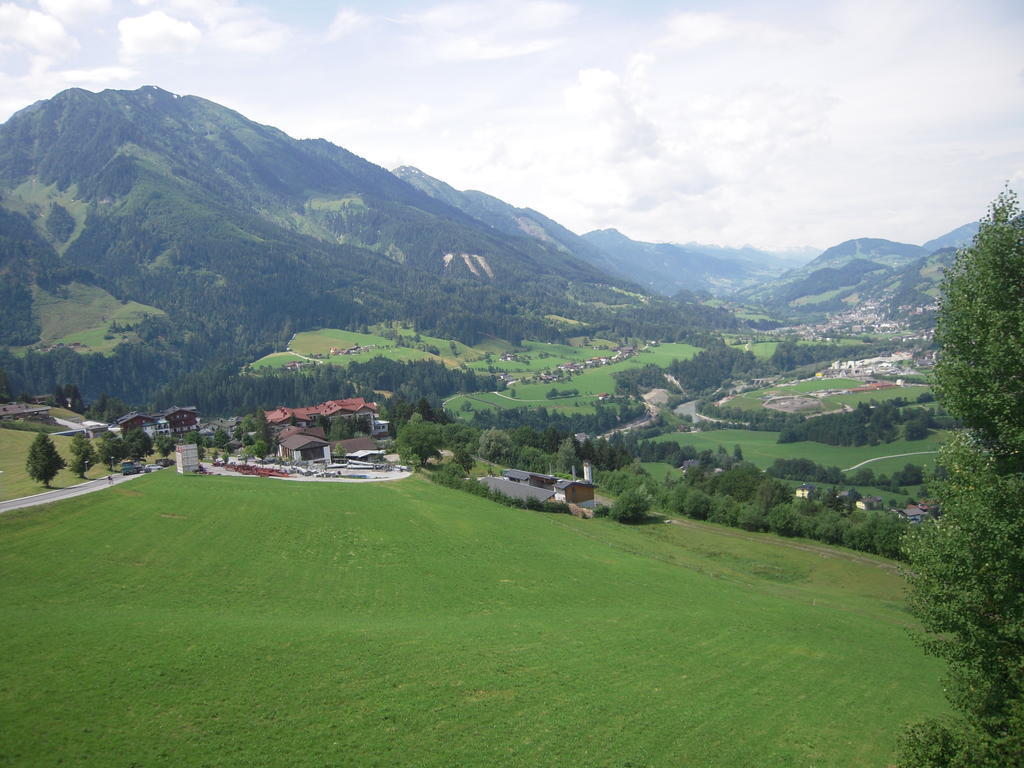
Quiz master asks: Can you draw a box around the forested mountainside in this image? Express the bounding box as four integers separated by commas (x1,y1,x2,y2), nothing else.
0,86,734,402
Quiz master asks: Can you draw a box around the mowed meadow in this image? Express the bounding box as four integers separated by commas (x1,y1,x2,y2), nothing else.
0,472,946,766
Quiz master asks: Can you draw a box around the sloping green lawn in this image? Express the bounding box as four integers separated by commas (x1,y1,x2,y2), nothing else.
0,472,946,766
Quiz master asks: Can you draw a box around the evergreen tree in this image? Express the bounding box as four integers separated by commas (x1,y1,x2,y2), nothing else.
25,432,66,487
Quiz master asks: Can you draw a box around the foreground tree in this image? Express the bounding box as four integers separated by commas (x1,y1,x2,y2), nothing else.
899,191,1024,767
25,432,67,487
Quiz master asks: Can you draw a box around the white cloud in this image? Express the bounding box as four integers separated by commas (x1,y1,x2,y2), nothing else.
57,65,137,85
0,4,77,55
399,0,578,61
124,0,289,54
37,0,112,23
326,8,369,42
657,11,792,50
201,3,289,53
118,11,201,59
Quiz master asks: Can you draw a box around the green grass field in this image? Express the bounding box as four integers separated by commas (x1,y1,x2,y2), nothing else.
9,282,166,356
654,428,947,474
0,429,109,500
0,472,946,766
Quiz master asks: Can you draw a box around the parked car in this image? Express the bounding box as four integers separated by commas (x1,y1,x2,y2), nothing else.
145,464,163,472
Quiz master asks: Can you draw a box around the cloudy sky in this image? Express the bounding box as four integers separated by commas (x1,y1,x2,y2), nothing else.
1,0,1022,250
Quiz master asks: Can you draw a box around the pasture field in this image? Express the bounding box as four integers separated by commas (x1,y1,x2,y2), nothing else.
653,428,947,474
8,282,166,356
0,428,109,500
0,471,946,766
453,343,702,418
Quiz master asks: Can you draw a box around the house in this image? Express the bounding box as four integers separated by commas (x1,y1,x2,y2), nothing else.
115,411,158,433
794,483,817,499
277,434,331,463
856,495,884,510
898,505,930,524
161,406,199,435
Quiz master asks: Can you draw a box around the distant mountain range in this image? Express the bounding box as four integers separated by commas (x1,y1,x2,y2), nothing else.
0,86,736,399
395,165,814,296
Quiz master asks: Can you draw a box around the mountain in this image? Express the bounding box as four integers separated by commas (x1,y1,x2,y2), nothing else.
392,166,631,278
0,86,731,401
579,229,812,296
921,221,978,252
393,167,813,297
735,237,931,315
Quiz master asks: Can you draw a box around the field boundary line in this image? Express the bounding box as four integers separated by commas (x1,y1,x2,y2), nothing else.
843,451,939,472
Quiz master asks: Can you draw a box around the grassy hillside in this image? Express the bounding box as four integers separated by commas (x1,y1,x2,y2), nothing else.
0,428,109,500
0,472,946,766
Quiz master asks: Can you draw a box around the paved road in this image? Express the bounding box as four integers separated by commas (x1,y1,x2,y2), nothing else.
0,472,146,514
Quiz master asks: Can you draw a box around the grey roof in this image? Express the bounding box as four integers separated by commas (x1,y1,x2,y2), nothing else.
503,469,532,482
479,476,555,502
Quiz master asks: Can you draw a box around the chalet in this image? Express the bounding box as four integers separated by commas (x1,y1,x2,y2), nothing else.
794,483,817,499
161,406,199,435
856,495,884,510
277,434,331,463
0,402,51,421
115,412,158,433
114,406,199,437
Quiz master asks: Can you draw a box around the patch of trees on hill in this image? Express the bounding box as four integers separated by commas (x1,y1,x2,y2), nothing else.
778,401,948,446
